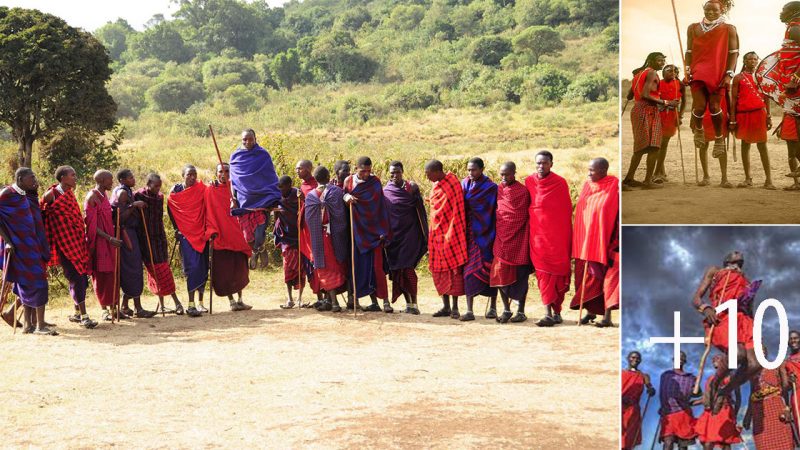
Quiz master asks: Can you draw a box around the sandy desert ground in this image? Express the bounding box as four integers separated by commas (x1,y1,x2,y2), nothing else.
621,109,800,224
0,268,618,449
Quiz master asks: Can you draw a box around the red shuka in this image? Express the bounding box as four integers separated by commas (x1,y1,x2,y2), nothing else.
659,79,681,137
734,72,768,144
690,23,731,92
621,370,645,449
695,374,742,446
493,181,530,266
428,172,467,272
40,185,90,275
298,178,318,261
205,182,252,257
572,175,619,266
705,268,754,352
633,68,660,102
786,353,800,426
526,172,572,276
167,181,207,253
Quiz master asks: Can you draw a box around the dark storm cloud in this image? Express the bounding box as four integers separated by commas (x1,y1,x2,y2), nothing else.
621,226,800,447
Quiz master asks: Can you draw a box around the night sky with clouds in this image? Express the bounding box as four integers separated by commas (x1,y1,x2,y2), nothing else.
622,226,800,449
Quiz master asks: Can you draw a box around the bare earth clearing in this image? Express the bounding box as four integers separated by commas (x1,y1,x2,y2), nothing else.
1,269,617,449
621,110,800,224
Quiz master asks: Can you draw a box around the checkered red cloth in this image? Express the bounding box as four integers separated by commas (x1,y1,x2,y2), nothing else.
751,368,795,449
145,261,176,296
428,172,467,272
40,185,89,275
493,181,530,266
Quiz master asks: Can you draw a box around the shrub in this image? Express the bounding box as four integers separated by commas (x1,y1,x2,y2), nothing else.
384,83,439,110
40,125,123,183
339,96,377,124
145,78,205,112
565,73,613,102
469,35,512,67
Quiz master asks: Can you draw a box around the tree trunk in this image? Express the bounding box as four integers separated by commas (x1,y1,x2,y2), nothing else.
15,133,34,169
23,136,33,169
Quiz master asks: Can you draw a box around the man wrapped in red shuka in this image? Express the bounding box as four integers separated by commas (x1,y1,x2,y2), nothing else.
686,0,739,165
40,165,97,329
206,163,252,312
785,330,800,429
731,52,775,189
623,52,675,190
570,158,619,328
621,351,655,450
695,355,743,448
425,159,467,319
757,3,800,189
83,170,121,321
692,251,764,399
489,162,530,324
527,151,572,327
652,65,687,184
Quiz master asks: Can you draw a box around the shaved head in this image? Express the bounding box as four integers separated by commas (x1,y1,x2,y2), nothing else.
297,160,313,170
591,157,609,173
94,169,112,183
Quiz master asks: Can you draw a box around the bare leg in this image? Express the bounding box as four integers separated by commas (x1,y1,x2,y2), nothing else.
624,151,644,184
698,142,711,185
718,150,731,187
654,136,672,180
643,148,659,185
461,296,476,321
486,294,497,318
757,142,774,188
740,141,752,185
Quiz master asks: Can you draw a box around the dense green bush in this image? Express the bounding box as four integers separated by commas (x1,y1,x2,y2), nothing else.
565,73,613,102
469,36,512,67
528,64,571,104
145,78,205,112
339,96,378,123
384,83,439,110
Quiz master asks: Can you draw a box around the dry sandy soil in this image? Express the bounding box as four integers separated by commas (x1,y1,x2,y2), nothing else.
0,269,618,449
621,110,800,224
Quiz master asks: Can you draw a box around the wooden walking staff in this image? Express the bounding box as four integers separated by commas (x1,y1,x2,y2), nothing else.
577,259,588,326
349,202,358,318
208,125,225,167
297,195,305,308
693,270,732,395
670,0,700,184
115,207,122,323
0,249,11,320
649,417,662,450
793,380,800,435
139,209,164,317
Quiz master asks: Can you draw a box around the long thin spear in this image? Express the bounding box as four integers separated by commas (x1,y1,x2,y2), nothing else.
139,208,163,317
208,125,225,167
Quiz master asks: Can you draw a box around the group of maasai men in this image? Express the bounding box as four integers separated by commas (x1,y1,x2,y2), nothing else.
624,1,800,192
622,251,800,450
0,128,620,335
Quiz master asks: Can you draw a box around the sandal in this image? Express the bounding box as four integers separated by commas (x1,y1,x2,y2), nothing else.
383,302,394,314
763,183,777,190
331,304,342,313
237,301,252,310
135,309,156,319
737,179,753,188
552,314,563,324
280,301,295,309
719,181,734,189
22,325,35,334
81,317,98,329
485,308,497,319
68,313,81,323
34,327,58,336
535,315,555,327
594,320,614,328
459,311,475,322
449,309,460,320
510,312,527,323
432,308,451,318
496,311,513,324
697,178,711,187
580,313,597,325
122,307,135,317
174,302,184,315
361,303,381,312
404,306,420,315
622,179,644,188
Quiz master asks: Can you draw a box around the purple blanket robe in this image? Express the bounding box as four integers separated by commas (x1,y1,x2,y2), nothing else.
230,144,281,214
0,188,50,298
274,187,299,248
305,185,348,268
383,181,428,270
462,175,497,263
347,175,390,255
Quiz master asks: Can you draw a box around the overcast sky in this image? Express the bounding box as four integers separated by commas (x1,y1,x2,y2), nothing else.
622,226,800,448
622,0,786,79
1,0,287,32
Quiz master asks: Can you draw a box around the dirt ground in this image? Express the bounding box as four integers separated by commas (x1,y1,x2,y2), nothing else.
621,110,800,224
0,269,618,449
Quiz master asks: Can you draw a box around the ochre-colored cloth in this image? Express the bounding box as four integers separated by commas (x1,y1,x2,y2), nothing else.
298,178,318,263
751,368,795,450
316,232,346,292
695,374,742,446
659,78,682,137
632,68,660,101
144,262,176,296
572,175,619,266
570,259,606,314
621,370,645,450
205,181,252,257
432,267,465,296
493,180,530,266
40,185,89,275
526,172,572,277
428,172,467,272
92,270,116,307
282,245,302,289
780,114,799,141
734,72,768,144
689,22,731,93
167,182,207,253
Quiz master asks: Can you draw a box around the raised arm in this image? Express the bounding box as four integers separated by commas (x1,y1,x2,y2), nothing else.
692,266,720,325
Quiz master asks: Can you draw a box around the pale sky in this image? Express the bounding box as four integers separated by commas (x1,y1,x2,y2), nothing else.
1,0,287,32
622,0,787,80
